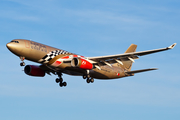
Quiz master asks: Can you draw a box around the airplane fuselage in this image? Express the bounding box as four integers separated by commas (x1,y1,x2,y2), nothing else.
7,39,127,79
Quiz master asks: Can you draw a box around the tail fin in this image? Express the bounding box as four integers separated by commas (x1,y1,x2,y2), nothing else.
122,44,137,71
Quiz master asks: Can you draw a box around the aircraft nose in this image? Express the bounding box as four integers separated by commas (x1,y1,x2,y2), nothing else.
6,42,12,49
6,42,15,51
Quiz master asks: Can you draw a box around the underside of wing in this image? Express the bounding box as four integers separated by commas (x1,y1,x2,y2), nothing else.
39,64,57,75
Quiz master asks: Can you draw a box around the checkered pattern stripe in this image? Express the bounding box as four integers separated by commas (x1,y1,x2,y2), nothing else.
38,50,70,63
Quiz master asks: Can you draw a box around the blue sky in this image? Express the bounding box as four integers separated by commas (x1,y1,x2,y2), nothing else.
0,0,180,120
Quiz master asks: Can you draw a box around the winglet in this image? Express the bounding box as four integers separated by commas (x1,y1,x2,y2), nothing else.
168,43,177,49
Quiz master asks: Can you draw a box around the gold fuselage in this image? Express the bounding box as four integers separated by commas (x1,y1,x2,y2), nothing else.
7,39,127,79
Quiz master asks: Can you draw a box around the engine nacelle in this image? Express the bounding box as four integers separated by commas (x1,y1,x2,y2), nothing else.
24,65,45,77
71,57,93,70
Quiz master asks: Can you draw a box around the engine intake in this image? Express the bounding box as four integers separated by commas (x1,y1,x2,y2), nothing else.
24,65,45,77
71,58,93,70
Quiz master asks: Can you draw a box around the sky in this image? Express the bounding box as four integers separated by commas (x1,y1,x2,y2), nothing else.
0,0,180,120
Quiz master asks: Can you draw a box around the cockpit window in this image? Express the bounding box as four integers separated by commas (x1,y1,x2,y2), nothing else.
11,41,19,43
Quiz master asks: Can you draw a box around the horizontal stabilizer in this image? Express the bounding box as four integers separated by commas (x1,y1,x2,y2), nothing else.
125,68,158,75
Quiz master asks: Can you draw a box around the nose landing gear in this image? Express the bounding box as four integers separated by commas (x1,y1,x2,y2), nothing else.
20,57,25,66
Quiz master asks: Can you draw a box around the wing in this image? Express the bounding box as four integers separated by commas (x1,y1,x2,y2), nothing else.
87,43,176,64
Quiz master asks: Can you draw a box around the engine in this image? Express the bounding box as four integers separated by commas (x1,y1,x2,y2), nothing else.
71,57,93,70
24,65,45,77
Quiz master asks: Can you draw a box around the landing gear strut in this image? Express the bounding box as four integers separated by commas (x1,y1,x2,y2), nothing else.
56,72,67,87
20,56,25,66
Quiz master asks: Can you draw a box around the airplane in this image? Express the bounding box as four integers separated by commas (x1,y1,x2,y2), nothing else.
6,39,176,87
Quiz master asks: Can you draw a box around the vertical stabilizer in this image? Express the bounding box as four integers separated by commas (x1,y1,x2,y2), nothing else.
122,44,137,71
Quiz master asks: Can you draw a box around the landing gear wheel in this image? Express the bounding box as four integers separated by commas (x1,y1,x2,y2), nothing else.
59,82,67,87
20,62,25,66
63,82,67,87
55,77,63,83
59,82,63,87
90,78,94,83
86,78,90,83
83,75,87,79
56,78,60,83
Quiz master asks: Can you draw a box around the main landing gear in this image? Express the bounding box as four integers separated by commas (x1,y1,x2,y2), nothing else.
20,56,25,66
83,75,94,84
83,70,94,84
55,72,67,87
